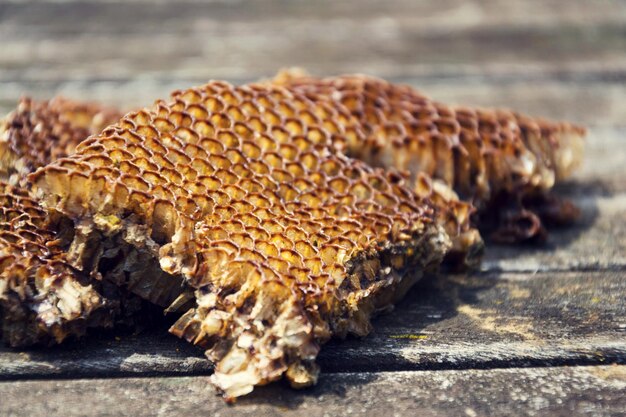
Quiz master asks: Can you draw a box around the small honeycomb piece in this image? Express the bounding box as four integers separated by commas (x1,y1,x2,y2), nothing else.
0,97,122,186
272,70,586,242
0,99,153,347
0,181,117,346
31,81,452,398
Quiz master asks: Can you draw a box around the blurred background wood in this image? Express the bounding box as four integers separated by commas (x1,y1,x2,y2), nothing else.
1,0,626,125
0,0,625,415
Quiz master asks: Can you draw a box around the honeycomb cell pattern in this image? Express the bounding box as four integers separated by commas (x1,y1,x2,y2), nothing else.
0,97,122,186
0,181,111,346
272,71,586,241
0,98,145,347
32,81,452,398
23,72,586,398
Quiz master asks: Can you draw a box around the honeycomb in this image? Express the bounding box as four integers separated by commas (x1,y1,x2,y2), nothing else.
272,70,586,242
31,81,452,398
0,99,150,347
13,71,585,395
0,181,116,346
0,97,122,187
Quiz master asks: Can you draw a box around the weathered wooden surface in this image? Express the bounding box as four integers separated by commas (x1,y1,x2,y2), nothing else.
0,0,625,415
1,270,624,379
2,0,626,80
1,0,626,125
1,366,625,417
484,127,626,272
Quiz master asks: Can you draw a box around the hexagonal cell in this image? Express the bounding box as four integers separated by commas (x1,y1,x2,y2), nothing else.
271,70,585,243
31,81,456,399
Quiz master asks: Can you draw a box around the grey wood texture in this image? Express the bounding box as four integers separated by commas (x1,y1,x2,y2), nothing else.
1,366,625,417
0,270,624,379
1,0,626,125
0,0,625,415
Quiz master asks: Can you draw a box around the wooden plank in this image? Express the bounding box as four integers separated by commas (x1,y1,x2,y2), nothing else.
1,271,623,379
485,127,626,271
0,1,625,82
571,127,626,192
484,193,626,272
2,0,625,124
307,270,626,372
1,23,624,82
1,366,624,417
2,0,625,37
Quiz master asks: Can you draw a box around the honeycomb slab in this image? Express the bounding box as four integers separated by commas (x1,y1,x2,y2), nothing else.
31,82,453,398
272,71,586,242
7,72,586,397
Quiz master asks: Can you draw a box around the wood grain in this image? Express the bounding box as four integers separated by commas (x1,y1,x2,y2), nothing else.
1,270,623,379
1,0,625,80
1,0,626,125
1,366,624,417
484,194,626,272
2,21,623,80
3,0,625,28
0,0,624,414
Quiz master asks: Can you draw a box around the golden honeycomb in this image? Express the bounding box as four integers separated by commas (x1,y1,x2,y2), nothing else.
0,99,149,347
8,71,585,396
0,97,122,186
272,70,586,242
31,81,453,398
0,181,115,346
